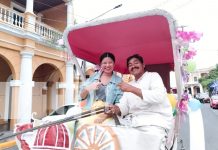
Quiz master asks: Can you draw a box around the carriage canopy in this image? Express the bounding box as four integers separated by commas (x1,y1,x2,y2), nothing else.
64,9,177,74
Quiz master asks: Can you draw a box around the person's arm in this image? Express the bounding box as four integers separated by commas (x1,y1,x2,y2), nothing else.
80,81,101,100
110,94,129,117
80,88,90,100
140,72,167,103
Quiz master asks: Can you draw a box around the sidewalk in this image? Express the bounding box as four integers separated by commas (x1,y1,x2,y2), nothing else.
0,123,18,150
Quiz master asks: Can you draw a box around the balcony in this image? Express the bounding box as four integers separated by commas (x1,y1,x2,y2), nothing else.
0,3,63,50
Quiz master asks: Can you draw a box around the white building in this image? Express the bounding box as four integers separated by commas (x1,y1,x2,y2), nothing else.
185,66,215,96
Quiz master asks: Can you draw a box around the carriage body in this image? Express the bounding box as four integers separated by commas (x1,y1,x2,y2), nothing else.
15,9,183,150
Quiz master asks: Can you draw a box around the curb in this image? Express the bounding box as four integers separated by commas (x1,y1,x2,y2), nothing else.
0,140,16,149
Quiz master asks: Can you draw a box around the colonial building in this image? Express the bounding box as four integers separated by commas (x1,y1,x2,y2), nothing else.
0,0,80,130
185,66,215,96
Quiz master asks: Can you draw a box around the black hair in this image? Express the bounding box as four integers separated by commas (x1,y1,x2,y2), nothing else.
126,54,144,67
100,52,115,63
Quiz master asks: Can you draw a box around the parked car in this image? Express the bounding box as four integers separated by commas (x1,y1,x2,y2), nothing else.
48,104,76,116
41,104,81,122
210,95,218,109
195,93,211,103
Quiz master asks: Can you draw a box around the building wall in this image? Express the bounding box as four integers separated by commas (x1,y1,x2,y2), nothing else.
0,27,70,128
0,46,20,80
32,82,47,119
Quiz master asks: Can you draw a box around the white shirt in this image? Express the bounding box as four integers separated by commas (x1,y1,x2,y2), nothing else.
117,72,173,129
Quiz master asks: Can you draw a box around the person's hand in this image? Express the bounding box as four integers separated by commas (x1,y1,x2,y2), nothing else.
86,81,101,91
118,82,143,99
117,82,134,92
105,104,121,116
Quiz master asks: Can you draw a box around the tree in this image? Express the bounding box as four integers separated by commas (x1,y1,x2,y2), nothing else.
199,64,218,92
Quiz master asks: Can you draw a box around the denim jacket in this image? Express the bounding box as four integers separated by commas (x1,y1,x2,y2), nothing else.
79,71,123,110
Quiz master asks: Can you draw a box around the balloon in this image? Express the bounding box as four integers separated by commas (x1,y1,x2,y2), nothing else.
188,98,201,111
167,94,177,110
185,60,196,73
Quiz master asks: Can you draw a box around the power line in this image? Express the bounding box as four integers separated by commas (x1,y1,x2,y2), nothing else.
88,4,122,22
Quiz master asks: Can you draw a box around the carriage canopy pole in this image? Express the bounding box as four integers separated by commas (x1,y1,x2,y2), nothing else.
0,107,105,141
71,50,86,81
63,25,87,81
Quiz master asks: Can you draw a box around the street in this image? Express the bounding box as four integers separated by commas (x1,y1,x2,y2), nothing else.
178,103,218,150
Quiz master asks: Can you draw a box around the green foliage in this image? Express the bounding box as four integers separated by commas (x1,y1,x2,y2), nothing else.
199,64,218,91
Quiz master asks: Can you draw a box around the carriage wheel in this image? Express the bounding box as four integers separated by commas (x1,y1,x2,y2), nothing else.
73,124,120,150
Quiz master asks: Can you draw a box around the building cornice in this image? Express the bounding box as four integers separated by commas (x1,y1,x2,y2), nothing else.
0,24,64,51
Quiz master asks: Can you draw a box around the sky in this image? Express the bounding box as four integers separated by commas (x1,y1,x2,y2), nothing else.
73,0,218,69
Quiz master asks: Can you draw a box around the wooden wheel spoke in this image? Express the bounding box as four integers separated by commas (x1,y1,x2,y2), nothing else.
98,139,113,149
85,127,92,145
93,125,97,143
76,136,89,148
96,128,107,145
75,125,120,150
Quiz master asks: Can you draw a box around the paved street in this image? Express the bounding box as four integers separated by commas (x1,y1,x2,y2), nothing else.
178,103,218,150
0,123,18,150
202,104,218,150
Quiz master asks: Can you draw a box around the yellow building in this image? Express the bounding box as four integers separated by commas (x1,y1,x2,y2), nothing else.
0,0,81,130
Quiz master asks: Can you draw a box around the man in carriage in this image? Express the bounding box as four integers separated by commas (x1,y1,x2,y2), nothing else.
106,54,173,150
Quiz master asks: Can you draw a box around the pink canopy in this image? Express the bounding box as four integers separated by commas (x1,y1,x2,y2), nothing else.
65,9,177,74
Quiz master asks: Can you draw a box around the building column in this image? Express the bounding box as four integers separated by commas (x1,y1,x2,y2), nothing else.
199,84,203,93
65,0,74,27
65,60,74,105
190,86,194,96
18,51,34,123
24,0,36,32
25,0,34,13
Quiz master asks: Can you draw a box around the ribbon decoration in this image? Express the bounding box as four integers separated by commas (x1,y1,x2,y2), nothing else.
176,29,203,81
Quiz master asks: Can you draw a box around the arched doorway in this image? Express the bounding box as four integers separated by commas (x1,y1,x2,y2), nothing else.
32,63,63,119
0,56,13,131
193,86,201,97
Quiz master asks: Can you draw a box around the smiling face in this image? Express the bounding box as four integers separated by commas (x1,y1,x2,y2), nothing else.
100,57,115,74
127,57,145,80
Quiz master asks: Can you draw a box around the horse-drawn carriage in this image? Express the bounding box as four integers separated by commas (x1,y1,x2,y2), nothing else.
7,9,184,150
